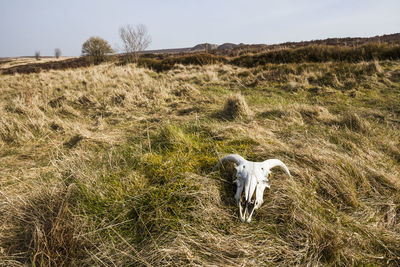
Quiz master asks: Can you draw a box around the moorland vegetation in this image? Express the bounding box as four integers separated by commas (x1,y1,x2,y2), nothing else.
1,44,400,265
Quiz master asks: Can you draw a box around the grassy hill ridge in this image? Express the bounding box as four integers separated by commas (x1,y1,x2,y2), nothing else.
3,43,400,75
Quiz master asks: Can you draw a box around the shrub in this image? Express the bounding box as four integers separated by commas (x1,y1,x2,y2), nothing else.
119,24,151,62
81,36,114,64
35,51,40,60
55,48,62,59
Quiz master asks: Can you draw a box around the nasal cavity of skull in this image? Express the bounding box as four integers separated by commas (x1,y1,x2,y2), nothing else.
241,189,257,204
250,191,256,204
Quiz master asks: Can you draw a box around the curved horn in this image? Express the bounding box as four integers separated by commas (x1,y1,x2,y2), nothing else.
263,159,291,177
215,154,246,170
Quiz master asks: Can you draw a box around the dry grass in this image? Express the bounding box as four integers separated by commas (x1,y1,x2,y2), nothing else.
220,93,252,120
0,184,80,266
0,60,400,266
0,57,74,70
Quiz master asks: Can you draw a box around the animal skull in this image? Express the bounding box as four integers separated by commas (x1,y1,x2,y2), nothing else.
217,154,291,223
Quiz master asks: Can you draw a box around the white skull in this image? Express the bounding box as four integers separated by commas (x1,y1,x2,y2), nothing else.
218,154,291,223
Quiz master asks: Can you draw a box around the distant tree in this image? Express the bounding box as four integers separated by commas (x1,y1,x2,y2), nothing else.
55,48,61,59
81,36,114,64
119,24,151,62
35,51,40,60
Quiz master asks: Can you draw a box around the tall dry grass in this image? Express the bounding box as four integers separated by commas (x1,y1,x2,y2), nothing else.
0,60,400,265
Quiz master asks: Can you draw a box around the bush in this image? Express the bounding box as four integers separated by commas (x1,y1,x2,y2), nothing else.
55,48,62,59
119,24,152,62
35,51,40,60
82,36,114,64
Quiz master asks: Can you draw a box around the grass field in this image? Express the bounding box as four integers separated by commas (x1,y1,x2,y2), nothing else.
0,57,72,69
1,58,400,265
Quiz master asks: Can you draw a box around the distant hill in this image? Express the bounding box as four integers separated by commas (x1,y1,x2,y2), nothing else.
144,33,400,56
144,47,192,54
144,43,219,55
191,43,218,51
281,33,400,47
217,43,243,50
214,33,400,56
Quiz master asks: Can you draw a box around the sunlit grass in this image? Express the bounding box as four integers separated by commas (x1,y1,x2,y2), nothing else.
0,60,400,265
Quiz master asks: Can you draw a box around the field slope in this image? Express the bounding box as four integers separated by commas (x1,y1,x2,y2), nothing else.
1,59,400,266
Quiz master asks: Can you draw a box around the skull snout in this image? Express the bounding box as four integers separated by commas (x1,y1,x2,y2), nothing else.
239,193,257,223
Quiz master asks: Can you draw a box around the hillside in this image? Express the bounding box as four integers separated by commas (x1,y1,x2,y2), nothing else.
2,41,400,76
1,58,400,265
211,33,400,56
144,33,400,56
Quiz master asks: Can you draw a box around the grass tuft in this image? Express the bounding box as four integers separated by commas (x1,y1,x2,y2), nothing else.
220,93,252,120
339,112,370,133
0,185,80,266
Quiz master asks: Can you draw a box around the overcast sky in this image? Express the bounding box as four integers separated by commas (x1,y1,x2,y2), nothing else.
1,0,399,57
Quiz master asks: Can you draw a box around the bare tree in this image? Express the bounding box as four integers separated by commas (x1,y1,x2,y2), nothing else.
119,24,151,62
35,51,40,60
82,36,114,64
55,48,61,59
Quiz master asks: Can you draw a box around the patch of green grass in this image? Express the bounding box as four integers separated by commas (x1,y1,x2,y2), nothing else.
70,122,260,246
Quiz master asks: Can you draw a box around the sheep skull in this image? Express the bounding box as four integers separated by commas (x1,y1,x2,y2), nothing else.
217,154,291,223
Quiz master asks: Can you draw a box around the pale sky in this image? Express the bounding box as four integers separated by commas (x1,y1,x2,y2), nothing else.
1,0,399,57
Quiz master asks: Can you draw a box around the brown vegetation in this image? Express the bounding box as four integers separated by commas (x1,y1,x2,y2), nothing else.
213,33,400,56
3,40,400,75
81,36,114,64
1,185,80,266
220,93,252,120
1,57,91,74
0,58,400,266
